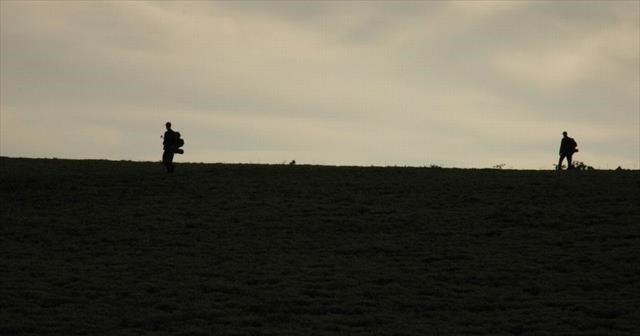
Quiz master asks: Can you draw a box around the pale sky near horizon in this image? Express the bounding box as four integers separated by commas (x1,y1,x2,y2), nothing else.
1,1,638,169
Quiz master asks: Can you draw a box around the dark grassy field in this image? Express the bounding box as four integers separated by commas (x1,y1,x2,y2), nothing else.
1,157,639,335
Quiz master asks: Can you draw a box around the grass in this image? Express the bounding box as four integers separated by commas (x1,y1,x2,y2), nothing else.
1,157,639,335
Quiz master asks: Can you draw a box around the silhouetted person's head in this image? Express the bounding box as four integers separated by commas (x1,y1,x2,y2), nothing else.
562,131,568,137
166,122,172,130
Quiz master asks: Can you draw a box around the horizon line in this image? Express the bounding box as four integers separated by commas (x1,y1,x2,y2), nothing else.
2,155,637,171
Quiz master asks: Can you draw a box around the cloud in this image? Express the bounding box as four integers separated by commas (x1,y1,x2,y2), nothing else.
1,1,638,169
494,12,638,91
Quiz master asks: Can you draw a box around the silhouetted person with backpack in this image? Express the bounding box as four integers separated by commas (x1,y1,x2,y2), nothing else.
162,122,182,173
558,131,578,170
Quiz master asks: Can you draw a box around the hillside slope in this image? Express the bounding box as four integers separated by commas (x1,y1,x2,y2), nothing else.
2,157,639,335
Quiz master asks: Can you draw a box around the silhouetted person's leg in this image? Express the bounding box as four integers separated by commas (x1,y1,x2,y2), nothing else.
566,154,573,170
162,151,168,172
162,151,174,173
558,155,566,170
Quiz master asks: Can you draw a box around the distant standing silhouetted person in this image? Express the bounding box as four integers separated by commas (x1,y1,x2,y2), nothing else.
163,122,178,173
558,131,578,170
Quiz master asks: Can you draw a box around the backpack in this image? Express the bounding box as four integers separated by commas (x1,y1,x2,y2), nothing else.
176,132,184,148
174,132,185,154
570,138,578,152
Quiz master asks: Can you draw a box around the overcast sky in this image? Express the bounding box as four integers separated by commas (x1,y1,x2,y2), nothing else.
1,1,638,169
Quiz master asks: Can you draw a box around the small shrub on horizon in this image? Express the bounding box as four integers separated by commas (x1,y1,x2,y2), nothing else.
573,161,595,171
553,161,595,171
